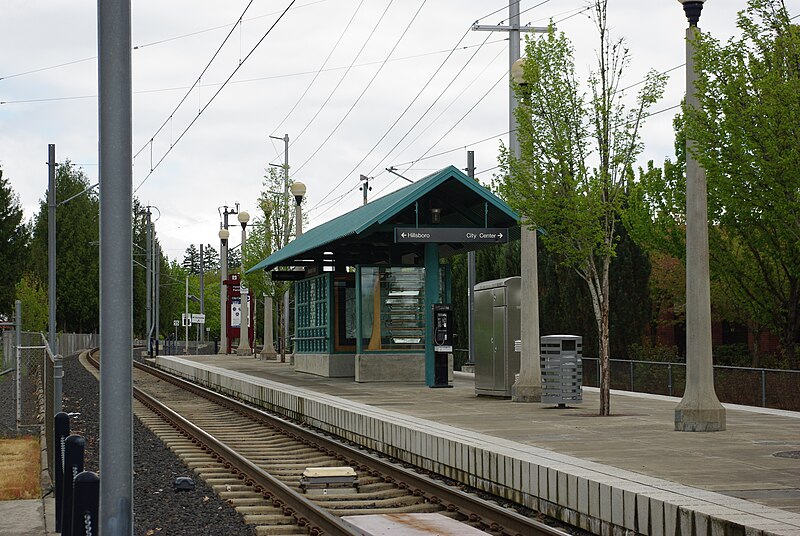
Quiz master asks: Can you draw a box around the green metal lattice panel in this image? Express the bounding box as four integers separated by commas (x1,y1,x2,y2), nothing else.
295,273,330,353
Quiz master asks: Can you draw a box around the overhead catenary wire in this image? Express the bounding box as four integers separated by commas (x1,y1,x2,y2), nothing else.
134,0,297,193
279,1,396,153
133,0,258,162
0,40,508,106
310,1,581,216
269,0,367,141
0,0,329,82
307,24,477,212
291,0,430,177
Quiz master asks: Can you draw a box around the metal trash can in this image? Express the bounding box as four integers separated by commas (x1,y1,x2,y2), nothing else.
540,335,583,406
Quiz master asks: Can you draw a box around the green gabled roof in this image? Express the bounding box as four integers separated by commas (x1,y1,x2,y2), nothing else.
247,165,518,273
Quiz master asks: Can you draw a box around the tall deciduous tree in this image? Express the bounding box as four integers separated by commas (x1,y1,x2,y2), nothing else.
499,2,666,415
630,0,800,368
29,162,99,332
690,0,799,368
0,169,29,317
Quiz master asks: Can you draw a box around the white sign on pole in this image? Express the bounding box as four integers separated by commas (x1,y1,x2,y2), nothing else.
181,313,191,327
191,314,206,324
173,320,180,327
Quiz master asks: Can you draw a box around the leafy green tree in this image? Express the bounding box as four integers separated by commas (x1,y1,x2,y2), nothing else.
630,0,800,368
29,162,99,332
499,2,666,414
242,167,304,358
15,274,47,331
0,169,29,317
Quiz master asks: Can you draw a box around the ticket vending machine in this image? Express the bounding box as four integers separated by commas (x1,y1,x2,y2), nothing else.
432,303,453,388
224,274,255,354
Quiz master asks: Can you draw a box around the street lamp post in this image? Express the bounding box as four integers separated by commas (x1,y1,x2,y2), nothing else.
509,56,543,404
287,182,306,363
236,211,251,355
674,0,725,432
290,181,306,236
218,205,238,354
218,227,230,353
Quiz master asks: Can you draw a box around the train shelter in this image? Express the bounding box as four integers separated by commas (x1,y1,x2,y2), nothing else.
247,165,519,385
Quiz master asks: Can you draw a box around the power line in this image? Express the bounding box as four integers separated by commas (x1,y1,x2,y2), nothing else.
500,0,552,24
134,0,297,193
280,1,396,152
394,68,508,180
269,0,366,138
307,24,475,212
375,44,506,174
0,0,329,82
133,0,257,162
292,0,429,177
0,40,507,106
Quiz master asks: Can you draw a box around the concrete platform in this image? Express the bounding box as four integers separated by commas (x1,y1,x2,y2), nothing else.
0,497,55,535
155,354,800,536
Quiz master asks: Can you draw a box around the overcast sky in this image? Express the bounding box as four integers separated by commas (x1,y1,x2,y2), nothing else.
2,0,794,262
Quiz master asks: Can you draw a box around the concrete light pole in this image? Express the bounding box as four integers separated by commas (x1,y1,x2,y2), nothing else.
218,204,238,354
473,3,547,403
47,144,57,355
236,211,251,355
288,182,306,363
674,0,726,432
290,181,306,236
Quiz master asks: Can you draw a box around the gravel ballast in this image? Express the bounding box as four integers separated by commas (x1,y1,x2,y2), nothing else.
62,352,257,536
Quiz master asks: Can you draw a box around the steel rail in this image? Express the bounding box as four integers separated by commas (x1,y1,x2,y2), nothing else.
87,350,367,536
134,359,568,536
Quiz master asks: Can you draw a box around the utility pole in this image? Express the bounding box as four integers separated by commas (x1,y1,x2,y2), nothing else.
47,144,57,355
359,175,372,205
466,151,476,369
184,276,189,354
473,4,547,403
199,244,205,343
155,242,161,355
219,204,239,354
98,0,134,528
145,207,152,356
270,133,291,362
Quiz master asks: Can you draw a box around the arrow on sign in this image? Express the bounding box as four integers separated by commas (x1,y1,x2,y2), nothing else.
498,233,503,239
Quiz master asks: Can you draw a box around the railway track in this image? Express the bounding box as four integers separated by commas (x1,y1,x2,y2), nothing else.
87,349,571,536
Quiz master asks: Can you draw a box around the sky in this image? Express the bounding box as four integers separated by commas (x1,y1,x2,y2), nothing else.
2,0,795,263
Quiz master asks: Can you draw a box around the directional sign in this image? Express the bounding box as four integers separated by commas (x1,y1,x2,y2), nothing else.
270,270,305,281
191,314,206,324
395,227,509,244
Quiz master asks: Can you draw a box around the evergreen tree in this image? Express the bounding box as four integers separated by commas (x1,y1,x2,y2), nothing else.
182,244,200,274
29,162,99,332
0,169,29,317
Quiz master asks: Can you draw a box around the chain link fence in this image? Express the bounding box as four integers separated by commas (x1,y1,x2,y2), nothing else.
0,331,45,437
581,357,800,411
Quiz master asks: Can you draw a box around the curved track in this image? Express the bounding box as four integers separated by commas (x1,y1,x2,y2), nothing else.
88,349,572,536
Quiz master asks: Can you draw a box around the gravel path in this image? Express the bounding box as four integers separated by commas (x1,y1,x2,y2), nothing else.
62,352,257,536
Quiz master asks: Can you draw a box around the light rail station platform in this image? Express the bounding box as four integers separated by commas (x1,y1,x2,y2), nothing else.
154,354,800,536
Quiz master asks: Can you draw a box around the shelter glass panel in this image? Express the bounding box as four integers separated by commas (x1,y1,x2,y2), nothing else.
360,267,425,352
295,273,330,353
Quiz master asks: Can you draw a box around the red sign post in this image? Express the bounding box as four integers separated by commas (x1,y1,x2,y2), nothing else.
224,274,255,354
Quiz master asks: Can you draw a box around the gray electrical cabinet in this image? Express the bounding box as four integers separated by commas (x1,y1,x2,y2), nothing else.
474,277,521,397
540,335,583,406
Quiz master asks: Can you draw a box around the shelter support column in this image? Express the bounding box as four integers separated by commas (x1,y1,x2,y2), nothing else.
260,295,277,359
424,242,440,387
